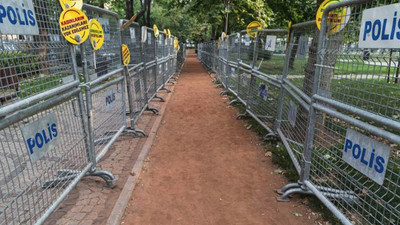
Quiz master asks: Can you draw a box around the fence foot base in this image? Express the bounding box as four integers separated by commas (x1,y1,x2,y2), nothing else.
263,133,278,141
161,87,171,93
229,99,240,105
89,169,118,188
42,169,118,189
275,183,301,195
145,106,159,115
236,113,248,120
216,84,223,88
220,90,229,95
124,128,147,137
94,136,113,146
276,188,313,202
153,95,165,102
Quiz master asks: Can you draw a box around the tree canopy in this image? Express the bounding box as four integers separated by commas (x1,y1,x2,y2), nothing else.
88,0,319,43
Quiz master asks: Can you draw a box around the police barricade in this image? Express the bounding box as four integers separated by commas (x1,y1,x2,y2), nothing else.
245,29,287,138
176,43,186,71
230,30,253,105
0,1,94,224
212,41,219,73
225,34,240,95
206,42,214,72
283,1,400,224
0,88,91,225
273,21,317,182
219,38,229,88
198,43,204,63
159,32,172,92
209,41,217,72
161,33,172,88
170,39,178,80
164,37,172,84
155,31,166,95
141,27,161,107
198,42,209,70
79,4,123,181
120,20,147,136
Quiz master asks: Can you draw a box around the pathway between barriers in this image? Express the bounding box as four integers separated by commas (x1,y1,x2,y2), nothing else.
120,50,319,225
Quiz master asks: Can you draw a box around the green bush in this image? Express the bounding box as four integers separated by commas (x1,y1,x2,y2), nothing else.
0,51,40,78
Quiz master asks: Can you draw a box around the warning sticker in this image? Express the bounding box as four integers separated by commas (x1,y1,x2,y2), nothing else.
246,21,262,38
89,19,104,50
122,44,130,66
316,0,351,35
154,24,159,38
174,39,179,50
59,0,83,10
59,8,89,45
221,32,227,40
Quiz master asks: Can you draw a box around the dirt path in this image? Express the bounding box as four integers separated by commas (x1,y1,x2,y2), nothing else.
121,50,317,225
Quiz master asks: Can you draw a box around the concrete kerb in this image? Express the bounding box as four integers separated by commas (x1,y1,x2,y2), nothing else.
106,79,178,225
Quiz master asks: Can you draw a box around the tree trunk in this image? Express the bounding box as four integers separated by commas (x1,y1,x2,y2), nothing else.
288,36,299,69
146,0,151,27
211,25,216,41
125,0,134,20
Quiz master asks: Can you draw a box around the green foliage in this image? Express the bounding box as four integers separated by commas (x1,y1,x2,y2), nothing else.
150,0,204,43
267,0,317,28
99,0,320,43
0,52,40,77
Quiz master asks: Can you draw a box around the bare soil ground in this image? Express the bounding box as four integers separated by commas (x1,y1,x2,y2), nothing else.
121,50,319,225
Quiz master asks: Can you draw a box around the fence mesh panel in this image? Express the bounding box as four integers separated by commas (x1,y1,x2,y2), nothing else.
121,22,142,65
307,1,400,224
82,6,122,80
0,0,75,107
0,91,88,225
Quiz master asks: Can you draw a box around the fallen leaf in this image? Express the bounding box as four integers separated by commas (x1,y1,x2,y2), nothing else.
274,169,283,174
265,152,272,157
290,211,303,217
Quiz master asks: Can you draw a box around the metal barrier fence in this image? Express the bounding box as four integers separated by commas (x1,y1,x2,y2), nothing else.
0,1,185,224
198,0,400,224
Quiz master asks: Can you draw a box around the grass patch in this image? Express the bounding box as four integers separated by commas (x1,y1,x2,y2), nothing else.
257,54,398,76
286,77,400,120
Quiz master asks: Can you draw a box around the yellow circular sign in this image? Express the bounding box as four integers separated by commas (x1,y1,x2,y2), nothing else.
221,32,227,40
59,8,89,45
246,21,262,38
122,44,130,66
153,24,159,38
316,0,351,35
89,19,104,50
59,0,83,10
167,29,171,38
174,39,179,50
